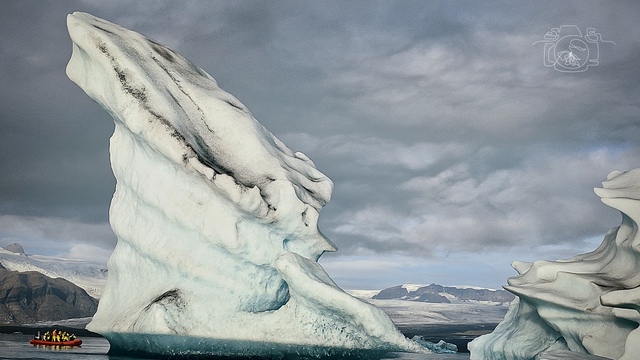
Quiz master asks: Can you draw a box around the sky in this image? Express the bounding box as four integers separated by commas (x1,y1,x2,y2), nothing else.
1,1,639,290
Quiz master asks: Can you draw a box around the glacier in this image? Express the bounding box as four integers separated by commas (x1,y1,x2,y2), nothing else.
65,12,423,357
469,169,640,360
0,247,107,299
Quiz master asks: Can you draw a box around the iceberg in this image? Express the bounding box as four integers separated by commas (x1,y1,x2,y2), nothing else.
469,169,640,360
65,12,423,357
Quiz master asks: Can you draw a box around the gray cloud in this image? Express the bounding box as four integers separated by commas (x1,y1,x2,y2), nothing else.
0,214,115,258
0,1,115,222
1,1,639,287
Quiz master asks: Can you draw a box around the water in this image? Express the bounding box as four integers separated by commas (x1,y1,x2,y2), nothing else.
0,333,470,360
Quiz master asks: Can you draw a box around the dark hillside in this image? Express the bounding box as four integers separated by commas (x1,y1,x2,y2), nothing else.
0,264,98,324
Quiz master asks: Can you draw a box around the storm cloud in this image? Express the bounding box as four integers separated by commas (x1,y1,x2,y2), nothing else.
1,1,639,289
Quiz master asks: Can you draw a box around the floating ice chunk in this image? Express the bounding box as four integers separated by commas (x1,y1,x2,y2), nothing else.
66,12,422,357
411,336,458,354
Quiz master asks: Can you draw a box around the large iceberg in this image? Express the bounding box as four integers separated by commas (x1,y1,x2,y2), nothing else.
66,12,422,357
469,169,640,360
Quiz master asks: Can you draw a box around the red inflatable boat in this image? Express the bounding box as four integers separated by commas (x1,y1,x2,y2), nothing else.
30,338,82,346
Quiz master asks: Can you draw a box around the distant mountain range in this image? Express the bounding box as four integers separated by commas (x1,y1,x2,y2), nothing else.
0,262,98,324
0,245,107,299
0,243,515,326
371,284,515,305
0,243,104,324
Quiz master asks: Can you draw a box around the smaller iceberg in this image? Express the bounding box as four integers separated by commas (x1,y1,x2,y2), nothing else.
66,12,424,358
411,336,458,354
469,169,640,360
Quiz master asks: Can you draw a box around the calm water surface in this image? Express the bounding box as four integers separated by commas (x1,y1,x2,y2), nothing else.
0,334,470,360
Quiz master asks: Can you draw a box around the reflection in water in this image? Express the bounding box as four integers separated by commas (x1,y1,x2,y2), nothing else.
3,333,471,360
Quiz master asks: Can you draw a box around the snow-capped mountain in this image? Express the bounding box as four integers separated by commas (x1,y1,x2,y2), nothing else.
0,246,107,299
346,286,511,328
0,262,99,324
371,284,514,305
